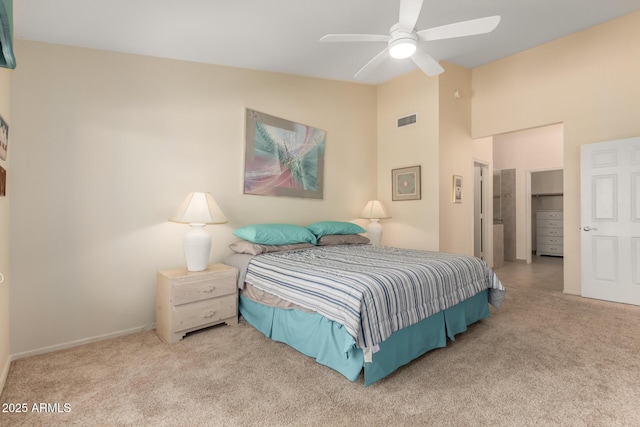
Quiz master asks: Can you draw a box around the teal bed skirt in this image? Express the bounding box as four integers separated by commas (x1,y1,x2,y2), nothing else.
239,289,490,386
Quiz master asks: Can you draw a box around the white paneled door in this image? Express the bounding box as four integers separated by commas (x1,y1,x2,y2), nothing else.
581,137,640,305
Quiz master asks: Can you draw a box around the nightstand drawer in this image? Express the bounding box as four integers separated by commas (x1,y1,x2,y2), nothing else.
173,274,236,305
173,295,237,332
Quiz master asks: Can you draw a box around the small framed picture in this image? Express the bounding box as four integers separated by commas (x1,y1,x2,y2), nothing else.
0,114,8,161
453,175,463,203
392,165,421,201
0,165,6,196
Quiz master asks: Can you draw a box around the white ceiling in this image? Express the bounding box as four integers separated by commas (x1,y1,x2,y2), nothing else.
13,0,640,84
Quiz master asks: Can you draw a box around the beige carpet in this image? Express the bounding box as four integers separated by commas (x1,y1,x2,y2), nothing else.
2,258,640,426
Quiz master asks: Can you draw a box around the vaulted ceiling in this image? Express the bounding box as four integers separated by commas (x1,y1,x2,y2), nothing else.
13,0,640,84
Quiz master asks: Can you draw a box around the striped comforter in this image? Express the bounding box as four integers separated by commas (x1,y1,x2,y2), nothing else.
245,245,505,350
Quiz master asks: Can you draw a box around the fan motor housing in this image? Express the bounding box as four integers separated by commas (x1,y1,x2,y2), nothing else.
388,31,418,59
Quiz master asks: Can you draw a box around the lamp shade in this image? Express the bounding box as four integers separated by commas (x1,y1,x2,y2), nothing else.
169,192,227,225
359,200,391,219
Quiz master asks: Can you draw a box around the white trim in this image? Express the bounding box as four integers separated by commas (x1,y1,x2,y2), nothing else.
526,170,532,264
0,353,11,395
10,324,155,361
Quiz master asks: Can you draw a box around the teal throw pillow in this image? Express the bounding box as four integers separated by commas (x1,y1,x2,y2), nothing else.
307,221,366,238
233,223,317,245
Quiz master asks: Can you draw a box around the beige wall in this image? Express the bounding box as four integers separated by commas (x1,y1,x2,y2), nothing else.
493,124,564,260
438,63,473,256
376,69,440,250
0,67,10,391
375,62,476,256
10,41,377,356
531,170,563,195
472,11,640,294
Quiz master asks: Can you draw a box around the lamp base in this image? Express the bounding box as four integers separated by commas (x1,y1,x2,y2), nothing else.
183,224,211,272
367,219,383,246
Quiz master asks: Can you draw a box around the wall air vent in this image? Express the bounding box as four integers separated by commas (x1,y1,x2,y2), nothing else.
397,113,417,128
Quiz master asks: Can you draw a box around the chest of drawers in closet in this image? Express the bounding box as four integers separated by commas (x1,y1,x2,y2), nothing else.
536,210,563,257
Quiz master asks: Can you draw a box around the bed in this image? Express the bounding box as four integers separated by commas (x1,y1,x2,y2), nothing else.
224,222,505,386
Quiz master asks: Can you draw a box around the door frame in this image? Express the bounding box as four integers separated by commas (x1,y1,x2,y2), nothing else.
474,161,493,268
525,167,564,264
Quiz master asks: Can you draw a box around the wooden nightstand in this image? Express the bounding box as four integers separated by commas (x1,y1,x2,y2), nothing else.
156,263,238,344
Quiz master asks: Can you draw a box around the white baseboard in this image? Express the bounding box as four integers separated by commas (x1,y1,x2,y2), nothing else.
0,353,11,396
11,323,155,361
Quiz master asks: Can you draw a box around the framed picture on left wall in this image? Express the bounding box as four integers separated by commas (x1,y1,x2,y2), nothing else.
0,165,6,196
0,114,8,161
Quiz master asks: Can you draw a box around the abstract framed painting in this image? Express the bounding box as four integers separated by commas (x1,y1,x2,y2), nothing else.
392,165,421,201
244,109,325,199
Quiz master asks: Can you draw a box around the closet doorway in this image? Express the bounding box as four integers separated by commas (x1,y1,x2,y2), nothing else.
491,123,564,276
526,169,564,264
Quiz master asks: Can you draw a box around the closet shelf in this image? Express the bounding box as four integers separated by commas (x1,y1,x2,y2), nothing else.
532,193,563,197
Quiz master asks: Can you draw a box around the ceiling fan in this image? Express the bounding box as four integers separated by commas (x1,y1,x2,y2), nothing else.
319,0,501,80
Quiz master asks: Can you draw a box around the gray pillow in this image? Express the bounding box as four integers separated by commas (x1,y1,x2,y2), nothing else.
317,234,370,246
229,240,314,255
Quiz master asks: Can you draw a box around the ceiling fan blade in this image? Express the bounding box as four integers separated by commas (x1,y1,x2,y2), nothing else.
417,15,501,42
398,0,424,32
410,48,444,76
354,48,390,80
320,34,390,43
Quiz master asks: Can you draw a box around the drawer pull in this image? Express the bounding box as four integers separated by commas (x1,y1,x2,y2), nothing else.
202,285,216,293
202,310,216,318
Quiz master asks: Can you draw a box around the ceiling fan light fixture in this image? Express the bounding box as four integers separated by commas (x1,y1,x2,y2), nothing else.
389,37,417,59
321,2,501,80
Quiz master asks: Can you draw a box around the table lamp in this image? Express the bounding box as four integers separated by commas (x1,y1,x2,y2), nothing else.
169,192,227,271
359,200,390,246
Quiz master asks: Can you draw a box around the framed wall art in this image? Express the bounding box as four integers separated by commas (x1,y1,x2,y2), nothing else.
453,175,463,203
0,0,16,69
244,109,325,199
0,165,6,196
392,165,421,201
0,114,8,161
